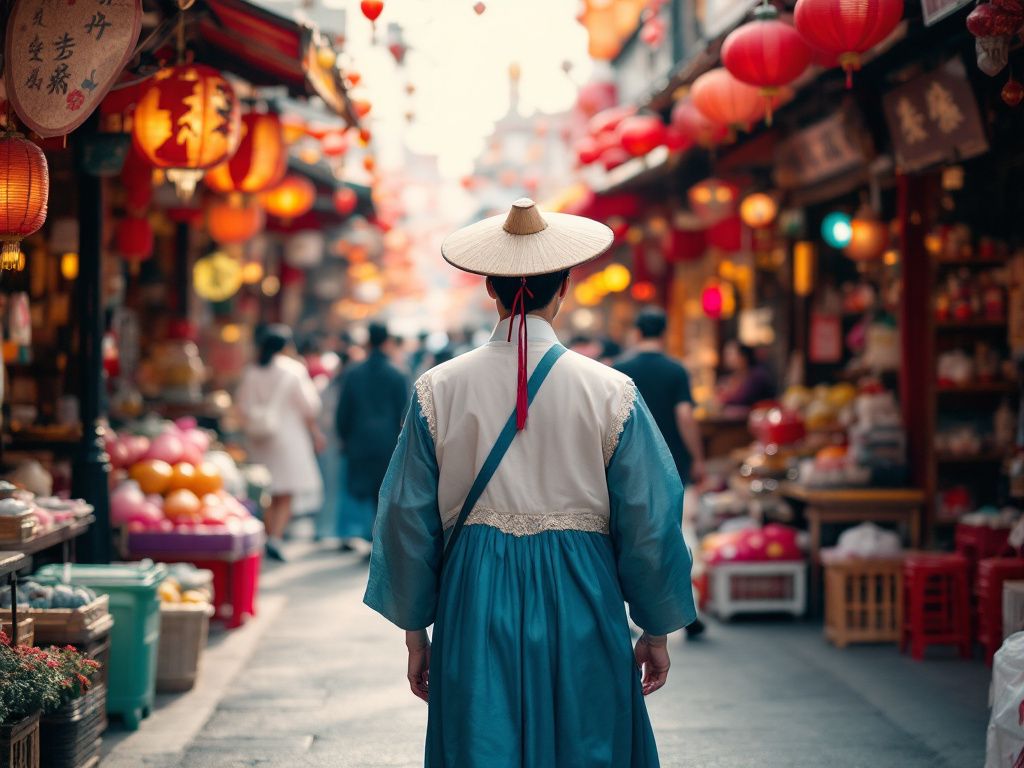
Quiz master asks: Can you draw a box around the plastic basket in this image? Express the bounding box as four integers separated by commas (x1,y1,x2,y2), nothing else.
824,557,903,647
156,603,213,693
39,683,106,768
707,561,806,620
0,713,39,768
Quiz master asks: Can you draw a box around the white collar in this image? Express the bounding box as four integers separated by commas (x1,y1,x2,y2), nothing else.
488,315,560,345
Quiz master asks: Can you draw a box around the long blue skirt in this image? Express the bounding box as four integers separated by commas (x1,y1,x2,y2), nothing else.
427,524,660,767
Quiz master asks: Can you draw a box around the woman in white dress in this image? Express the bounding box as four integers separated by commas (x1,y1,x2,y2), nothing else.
236,326,325,560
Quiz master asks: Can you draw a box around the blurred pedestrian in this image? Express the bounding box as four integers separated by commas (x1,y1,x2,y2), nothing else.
615,306,707,638
236,325,324,561
365,199,696,767
716,339,775,408
336,322,409,545
314,344,351,544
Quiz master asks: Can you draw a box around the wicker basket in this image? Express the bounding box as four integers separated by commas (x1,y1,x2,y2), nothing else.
0,713,39,768
39,684,106,768
824,557,904,648
0,618,34,648
156,603,212,693
4,596,110,646
0,512,36,545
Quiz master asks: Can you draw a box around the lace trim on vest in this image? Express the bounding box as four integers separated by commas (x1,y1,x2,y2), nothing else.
603,380,637,466
443,507,609,536
415,377,437,441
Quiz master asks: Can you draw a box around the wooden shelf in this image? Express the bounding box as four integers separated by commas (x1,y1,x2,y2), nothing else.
0,516,94,556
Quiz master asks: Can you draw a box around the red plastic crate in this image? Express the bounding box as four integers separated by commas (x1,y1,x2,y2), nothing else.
975,558,1024,664
901,553,971,661
144,551,261,629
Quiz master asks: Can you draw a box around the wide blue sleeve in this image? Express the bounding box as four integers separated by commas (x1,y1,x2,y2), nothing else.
363,394,443,630
606,391,697,636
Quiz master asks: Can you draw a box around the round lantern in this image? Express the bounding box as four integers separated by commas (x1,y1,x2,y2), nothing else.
576,135,602,165
617,114,667,157
193,251,243,302
739,193,779,229
589,105,635,136
601,146,631,171
821,211,853,248
691,68,780,129
262,175,316,221
116,216,154,263
794,0,904,87
577,81,618,117
688,178,739,225
132,64,242,199
722,6,811,124
333,187,359,216
670,99,730,147
701,281,725,319
844,207,889,261
0,133,49,270
207,200,265,245
284,231,326,269
204,112,287,195
361,0,384,22
603,264,631,292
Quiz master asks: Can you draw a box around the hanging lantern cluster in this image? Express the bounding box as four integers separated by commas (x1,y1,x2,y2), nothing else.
208,200,265,245
794,0,904,87
0,133,49,270
132,64,242,199
670,99,730,148
576,105,673,169
691,68,786,131
205,112,287,195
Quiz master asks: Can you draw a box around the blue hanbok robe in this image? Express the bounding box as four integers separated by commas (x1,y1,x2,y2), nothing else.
365,316,696,767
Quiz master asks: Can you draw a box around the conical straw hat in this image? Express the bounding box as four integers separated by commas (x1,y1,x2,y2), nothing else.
442,198,614,277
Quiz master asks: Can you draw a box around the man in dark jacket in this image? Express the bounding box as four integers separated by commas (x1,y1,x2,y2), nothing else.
336,322,410,542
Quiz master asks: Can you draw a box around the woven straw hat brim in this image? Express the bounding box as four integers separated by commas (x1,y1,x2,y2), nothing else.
441,211,614,277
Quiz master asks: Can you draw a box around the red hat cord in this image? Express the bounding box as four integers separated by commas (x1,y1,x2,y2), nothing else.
506,277,534,430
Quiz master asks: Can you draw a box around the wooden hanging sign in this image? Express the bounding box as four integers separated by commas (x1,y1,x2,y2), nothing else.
4,0,142,138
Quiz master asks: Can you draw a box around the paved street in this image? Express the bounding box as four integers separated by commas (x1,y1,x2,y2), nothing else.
102,544,992,768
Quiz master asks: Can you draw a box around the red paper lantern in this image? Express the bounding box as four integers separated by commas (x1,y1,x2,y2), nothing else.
722,6,811,123
262,175,316,221
204,112,287,195
321,131,350,157
208,200,265,245
576,81,618,117
794,0,904,87
707,216,743,252
0,133,49,269
361,0,384,21
589,105,635,136
663,126,693,153
691,68,782,129
702,282,724,319
576,135,602,165
116,216,154,263
688,178,739,225
601,146,631,171
670,99,730,147
132,64,242,198
617,114,667,157
333,187,359,216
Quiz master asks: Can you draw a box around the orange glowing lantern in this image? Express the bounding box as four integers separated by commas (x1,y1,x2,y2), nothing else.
739,193,779,229
631,281,657,302
208,200,265,244
844,207,889,262
204,112,287,195
363,156,376,173
262,175,316,221
0,133,49,270
688,178,739,225
333,187,359,215
132,64,242,199
691,67,782,130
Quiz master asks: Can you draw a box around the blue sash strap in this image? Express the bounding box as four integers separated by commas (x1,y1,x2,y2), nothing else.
442,343,567,563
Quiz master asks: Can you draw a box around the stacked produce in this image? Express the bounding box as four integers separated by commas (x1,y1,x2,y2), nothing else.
703,524,803,565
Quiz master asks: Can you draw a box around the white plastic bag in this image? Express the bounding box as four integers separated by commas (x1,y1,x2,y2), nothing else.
986,631,1024,767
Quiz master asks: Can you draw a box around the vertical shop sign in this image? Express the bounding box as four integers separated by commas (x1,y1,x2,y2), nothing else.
773,110,870,190
4,0,142,138
809,312,842,363
882,58,988,173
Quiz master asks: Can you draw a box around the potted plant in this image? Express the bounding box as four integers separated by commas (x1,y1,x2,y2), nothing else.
0,631,100,768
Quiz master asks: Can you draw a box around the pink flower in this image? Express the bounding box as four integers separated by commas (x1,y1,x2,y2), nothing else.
67,90,85,111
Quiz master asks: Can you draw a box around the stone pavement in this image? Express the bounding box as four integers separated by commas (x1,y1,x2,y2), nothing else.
102,545,992,768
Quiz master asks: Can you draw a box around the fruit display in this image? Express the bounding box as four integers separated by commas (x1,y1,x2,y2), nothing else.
703,524,803,565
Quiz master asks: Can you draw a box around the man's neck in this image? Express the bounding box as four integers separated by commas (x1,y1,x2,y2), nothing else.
497,309,557,325
636,339,663,353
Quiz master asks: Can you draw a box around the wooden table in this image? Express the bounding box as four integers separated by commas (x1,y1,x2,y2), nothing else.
779,483,926,610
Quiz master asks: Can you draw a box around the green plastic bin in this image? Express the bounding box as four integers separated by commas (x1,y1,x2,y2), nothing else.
36,561,167,730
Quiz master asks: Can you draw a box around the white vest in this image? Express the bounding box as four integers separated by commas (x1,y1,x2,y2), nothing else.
415,316,637,536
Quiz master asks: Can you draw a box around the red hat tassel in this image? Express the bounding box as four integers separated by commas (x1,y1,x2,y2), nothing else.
505,277,534,430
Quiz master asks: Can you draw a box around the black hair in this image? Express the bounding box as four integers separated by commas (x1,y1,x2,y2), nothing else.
635,307,667,339
600,338,622,360
258,325,291,367
488,270,569,314
733,342,758,368
368,322,389,349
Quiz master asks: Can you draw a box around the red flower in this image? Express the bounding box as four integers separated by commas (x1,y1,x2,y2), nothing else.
67,90,85,111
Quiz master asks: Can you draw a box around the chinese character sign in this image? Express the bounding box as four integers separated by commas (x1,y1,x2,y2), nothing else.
882,58,988,172
4,0,142,137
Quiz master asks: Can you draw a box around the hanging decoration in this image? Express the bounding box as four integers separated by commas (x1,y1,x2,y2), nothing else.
361,0,385,30
739,193,779,229
0,132,49,270
262,175,316,221
193,251,243,302
4,0,143,138
821,211,853,248
576,135,602,165
1002,76,1024,107
116,215,154,264
321,131,350,157
688,178,739,225
207,200,265,245
576,81,618,117
387,24,407,64
722,5,811,124
844,206,889,261
670,99,730,147
204,111,286,196
474,2,487,14
701,281,725,319
691,67,783,129
617,114,667,157
793,0,904,87
333,187,359,216
132,64,242,199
